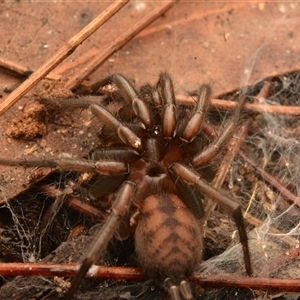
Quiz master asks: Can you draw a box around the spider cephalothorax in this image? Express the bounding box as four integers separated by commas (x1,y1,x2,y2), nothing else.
0,73,251,300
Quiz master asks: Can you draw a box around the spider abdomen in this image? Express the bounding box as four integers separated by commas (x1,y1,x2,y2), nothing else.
135,193,202,282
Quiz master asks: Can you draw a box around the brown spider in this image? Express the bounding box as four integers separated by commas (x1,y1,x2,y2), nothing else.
1,73,251,300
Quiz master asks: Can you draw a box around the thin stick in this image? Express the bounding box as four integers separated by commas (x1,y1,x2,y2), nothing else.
258,245,300,278
192,273,300,291
0,263,145,280
239,150,300,208
65,0,176,91
212,120,250,189
0,263,300,292
0,0,129,117
178,96,300,116
41,185,107,221
65,196,107,221
213,81,272,198
0,57,60,81
244,212,298,247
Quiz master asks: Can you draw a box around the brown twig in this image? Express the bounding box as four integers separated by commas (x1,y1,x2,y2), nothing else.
192,273,300,291
65,196,107,221
238,150,300,208
0,263,300,292
212,81,272,188
213,121,250,189
0,263,145,281
254,81,273,104
65,0,177,91
41,185,107,221
178,96,300,116
209,98,300,116
244,213,298,247
0,58,60,81
0,0,129,117
258,245,300,278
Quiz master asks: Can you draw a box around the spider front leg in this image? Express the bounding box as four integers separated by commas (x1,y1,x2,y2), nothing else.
64,181,136,300
88,147,139,199
180,84,211,143
90,104,143,152
191,95,247,167
156,72,177,139
169,162,252,276
0,157,128,176
90,73,153,129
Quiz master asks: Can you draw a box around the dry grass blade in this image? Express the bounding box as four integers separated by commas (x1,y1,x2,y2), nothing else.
0,0,129,117
65,0,177,91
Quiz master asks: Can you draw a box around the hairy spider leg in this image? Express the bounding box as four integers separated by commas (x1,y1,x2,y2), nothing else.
64,181,136,300
191,95,247,167
90,73,153,129
90,104,143,152
169,162,252,276
87,147,139,200
180,84,211,143
0,157,128,176
168,169,205,220
157,72,177,139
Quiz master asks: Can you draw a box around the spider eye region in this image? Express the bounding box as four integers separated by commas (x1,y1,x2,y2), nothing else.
152,125,161,136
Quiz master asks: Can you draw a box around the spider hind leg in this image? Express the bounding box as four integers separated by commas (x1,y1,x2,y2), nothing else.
64,181,136,300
